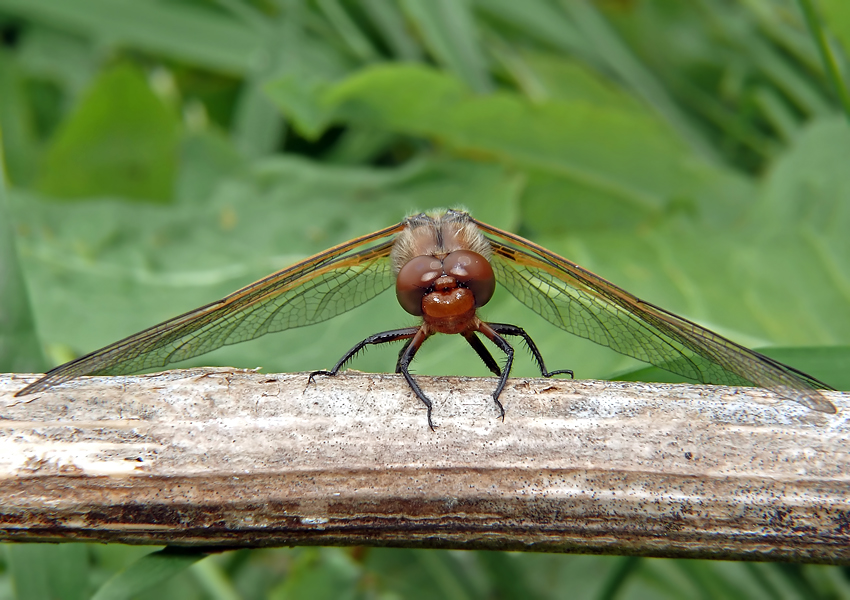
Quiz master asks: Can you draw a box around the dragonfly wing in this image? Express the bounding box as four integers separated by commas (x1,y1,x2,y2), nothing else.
18,224,402,395
476,222,836,414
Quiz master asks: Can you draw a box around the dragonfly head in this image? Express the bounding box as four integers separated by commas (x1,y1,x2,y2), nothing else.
396,250,495,333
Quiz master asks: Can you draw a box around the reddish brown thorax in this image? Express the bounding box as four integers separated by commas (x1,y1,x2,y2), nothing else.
392,213,496,334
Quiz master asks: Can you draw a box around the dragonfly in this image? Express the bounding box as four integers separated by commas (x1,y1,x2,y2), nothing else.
16,209,836,429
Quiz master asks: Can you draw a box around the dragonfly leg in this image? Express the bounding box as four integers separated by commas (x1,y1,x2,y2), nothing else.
462,331,502,376
474,323,515,422
395,339,413,373
487,323,574,379
396,327,437,430
308,327,420,383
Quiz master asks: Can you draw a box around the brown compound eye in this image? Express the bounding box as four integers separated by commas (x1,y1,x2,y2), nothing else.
444,250,495,308
396,255,444,315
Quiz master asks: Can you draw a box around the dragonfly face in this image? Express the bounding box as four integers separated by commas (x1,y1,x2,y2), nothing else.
393,212,496,330
16,209,836,429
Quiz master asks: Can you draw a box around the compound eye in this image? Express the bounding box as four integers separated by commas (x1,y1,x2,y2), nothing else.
396,255,443,316
444,250,495,308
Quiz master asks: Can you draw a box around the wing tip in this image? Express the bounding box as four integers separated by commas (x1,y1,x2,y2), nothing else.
14,381,43,397
809,398,838,414
14,374,67,398
795,392,838,415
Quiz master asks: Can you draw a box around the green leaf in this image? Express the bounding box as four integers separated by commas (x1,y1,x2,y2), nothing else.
0,50,40,187
232,77,286,159
400,0,492,93
560,0,720,163
363,549,476,600
269,548,360,600
15,26,99,98
315,0,380,62
231,2,335,158
90,547,207,600
323,64,746,223
516,50,644,110
37,63,180,203
261,5,357,141
0,0,261,75
473,0,586,56
6,544,90,600
322,126,397,164
175,130,247,205
475,552,543,600
798,0,850,122
265,73,335,139
745,116,850,344
0,138,45,373
188,556,242,600
820,0,850,56
361,0,423,61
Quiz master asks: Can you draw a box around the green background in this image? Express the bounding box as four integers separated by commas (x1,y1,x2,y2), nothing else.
2,0,850,598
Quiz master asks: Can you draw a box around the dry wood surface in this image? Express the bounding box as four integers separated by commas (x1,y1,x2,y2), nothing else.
1,368,848,563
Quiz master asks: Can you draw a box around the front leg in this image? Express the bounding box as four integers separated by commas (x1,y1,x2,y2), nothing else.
309,326,438,430
395,327,436,430
309,327,420,383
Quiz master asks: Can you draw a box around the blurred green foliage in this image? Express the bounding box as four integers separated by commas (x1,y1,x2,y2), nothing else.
1,0,850,597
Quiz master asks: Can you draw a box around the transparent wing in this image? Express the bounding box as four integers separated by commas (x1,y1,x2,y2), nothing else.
17,223,403,395
474,219,836,414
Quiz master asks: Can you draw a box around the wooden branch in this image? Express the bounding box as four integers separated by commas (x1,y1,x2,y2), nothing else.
1,369,848,563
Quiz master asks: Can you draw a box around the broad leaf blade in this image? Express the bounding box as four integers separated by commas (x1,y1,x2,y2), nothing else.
91,547,208,600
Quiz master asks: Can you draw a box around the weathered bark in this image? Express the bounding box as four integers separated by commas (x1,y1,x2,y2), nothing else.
1,369,847,563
